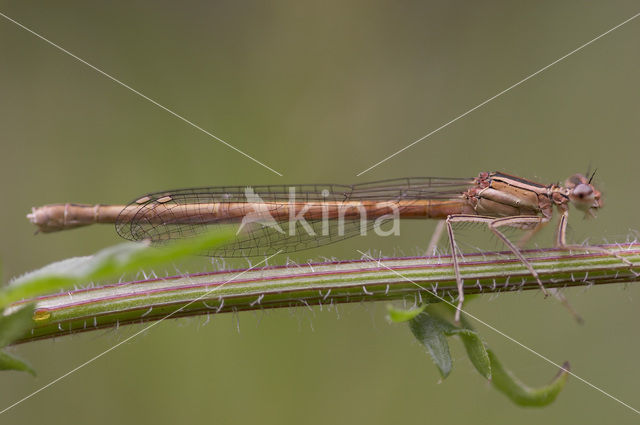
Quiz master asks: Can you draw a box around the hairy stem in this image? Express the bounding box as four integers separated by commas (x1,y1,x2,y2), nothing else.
11,244,640,344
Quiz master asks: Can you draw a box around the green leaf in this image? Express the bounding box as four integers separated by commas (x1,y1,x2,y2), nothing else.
0,350,35,375
0,304,37,376
406,308,568,405
445,315,491,380
0,304,36,348
489,349,569,406
449,328,491,380
387,304,426,323
408,311,490,380
0,227,237,308
408,312,452,378
423,313,491,380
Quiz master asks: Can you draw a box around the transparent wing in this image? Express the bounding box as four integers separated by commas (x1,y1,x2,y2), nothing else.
115,177,474,257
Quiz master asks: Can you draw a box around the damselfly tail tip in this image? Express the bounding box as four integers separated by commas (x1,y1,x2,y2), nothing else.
27,206,52,228
27,209,40,235
27,207,48,234
26,208,36,223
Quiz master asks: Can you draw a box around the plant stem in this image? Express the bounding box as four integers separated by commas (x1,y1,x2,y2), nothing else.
11,244,640,344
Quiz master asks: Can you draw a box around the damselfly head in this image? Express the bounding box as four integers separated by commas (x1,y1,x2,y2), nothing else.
565,172,602,218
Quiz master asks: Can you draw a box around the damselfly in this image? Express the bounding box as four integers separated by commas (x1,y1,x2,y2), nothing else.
29,171,625,321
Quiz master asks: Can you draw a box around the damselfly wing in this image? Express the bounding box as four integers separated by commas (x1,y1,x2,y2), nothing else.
114,177,474,257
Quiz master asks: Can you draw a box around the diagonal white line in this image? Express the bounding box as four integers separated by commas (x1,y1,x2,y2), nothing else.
0,250,283,415
356,11,640,176
0,11,283,177
356,250,640,415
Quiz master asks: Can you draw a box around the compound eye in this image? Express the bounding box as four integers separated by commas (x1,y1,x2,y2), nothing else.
573,184,593,199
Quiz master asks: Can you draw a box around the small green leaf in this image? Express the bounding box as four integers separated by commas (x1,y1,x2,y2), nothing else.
0,304,36,348
451,316,491,380
0,304,37,376
488,349,569,406
387,304,426,323
0,350,36,375
1,227,237,308
452,329,491,380
409,309,568,405
422,313,491,380
409,312,452,378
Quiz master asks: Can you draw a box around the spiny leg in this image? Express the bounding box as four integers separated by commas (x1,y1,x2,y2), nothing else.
556,210,635,268
490,216,583,324
551,210,636,322
488,216,549,296
447,214,582,324
446,214,508,322
445,216,471,323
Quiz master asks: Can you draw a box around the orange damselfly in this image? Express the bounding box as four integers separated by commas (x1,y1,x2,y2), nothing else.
29,171,621,321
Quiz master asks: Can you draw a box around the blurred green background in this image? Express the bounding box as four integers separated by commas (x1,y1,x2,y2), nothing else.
1,1,640,423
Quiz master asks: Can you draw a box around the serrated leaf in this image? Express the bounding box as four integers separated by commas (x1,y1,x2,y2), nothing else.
0,350,36,375
1,227,237,308
489,349,569,407
387,304,426,323
409,312,452,378
0,304,36,348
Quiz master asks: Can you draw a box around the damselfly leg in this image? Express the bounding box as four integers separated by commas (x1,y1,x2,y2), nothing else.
444,214,582,323
555,210,635,267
